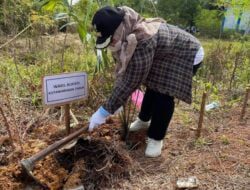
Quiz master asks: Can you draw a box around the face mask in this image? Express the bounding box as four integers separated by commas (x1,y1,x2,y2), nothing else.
108,40,122,52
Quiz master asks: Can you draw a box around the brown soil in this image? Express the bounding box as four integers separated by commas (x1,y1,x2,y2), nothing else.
0,103,249,190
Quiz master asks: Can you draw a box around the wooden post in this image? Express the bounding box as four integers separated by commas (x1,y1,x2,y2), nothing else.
196,92,207,139
240,87,250,120
65,104,70,135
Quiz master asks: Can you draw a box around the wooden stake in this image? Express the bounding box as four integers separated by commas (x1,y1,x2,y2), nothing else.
196,92,207,139
240,87,250,120
65,104,70,135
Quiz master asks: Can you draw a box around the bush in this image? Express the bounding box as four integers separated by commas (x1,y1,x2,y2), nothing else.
0,0,32,34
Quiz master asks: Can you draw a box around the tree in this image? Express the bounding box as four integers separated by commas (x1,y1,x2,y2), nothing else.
157,0,201,26
195,9,222,37
112,0,158,17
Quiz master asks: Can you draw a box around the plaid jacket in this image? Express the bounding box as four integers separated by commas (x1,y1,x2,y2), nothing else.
103,23,201,114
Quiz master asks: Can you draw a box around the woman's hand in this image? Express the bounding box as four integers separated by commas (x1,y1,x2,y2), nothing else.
88,106,110,132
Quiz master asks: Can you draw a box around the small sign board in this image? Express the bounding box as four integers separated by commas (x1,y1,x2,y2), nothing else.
42,72,88,106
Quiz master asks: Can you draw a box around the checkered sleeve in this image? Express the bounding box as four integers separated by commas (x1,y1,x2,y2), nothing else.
103,40,156,114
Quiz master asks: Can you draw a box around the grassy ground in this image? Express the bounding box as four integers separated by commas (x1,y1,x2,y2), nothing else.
0,34,249,189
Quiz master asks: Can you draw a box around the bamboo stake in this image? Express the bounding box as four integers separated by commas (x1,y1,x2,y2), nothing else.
196,92,207,139
240,86,250,120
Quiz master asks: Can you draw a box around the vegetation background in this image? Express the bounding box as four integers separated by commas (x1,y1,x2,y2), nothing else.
0,0,249,189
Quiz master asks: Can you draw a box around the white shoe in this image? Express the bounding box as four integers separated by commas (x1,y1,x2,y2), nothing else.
145,137,163,157
129,117,150,132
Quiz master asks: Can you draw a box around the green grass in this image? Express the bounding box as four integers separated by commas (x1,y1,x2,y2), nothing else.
0,36,249,109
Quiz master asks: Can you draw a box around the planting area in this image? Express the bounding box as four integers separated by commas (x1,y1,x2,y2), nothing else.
0,96,249,189
0,25,250,189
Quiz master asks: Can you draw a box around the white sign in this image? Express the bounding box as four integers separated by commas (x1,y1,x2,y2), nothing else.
42,72,88,106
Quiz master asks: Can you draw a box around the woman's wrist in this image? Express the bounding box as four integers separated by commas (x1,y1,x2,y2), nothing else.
98,106,111,117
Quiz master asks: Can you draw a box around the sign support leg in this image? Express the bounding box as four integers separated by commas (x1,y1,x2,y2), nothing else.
65,104,70,135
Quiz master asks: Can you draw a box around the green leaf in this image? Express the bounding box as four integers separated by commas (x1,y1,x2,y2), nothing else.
41,0,57,11
84,0,93,25
59,21,76,30
54,12,68,20
77,23,87,42
101,49,110,68
205,82,212,92
40,0,65,11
